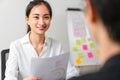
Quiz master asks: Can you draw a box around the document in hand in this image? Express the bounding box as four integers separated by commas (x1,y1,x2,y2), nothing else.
30,53,69,80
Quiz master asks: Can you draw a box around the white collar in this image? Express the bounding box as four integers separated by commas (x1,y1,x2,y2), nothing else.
21,32,50,46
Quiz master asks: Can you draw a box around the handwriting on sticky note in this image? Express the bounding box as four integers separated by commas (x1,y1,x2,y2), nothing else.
75,58,82,65
82,44,88,50
90,42,95,49
88,52,93,58
72,47,79,52
78,52,84,58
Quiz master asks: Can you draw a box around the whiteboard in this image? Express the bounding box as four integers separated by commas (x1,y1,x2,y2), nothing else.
67,8,100,66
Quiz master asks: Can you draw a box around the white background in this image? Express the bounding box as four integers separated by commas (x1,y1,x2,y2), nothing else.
0,0,84,79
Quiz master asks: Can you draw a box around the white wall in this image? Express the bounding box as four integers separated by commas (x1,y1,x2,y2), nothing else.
46,0,84,52
0,0,83,79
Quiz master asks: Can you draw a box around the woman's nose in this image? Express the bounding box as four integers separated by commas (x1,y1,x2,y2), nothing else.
38,18,44,25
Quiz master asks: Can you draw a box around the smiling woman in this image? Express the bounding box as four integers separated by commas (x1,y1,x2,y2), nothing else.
26,0,52,34
26,4,51,36
4,0,79,80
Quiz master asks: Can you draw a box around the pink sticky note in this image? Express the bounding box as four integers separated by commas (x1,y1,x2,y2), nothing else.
82,44,88,50
88,52,93,58
74,29,80,36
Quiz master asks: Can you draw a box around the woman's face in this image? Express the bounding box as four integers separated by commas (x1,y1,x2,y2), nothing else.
26,4,51,35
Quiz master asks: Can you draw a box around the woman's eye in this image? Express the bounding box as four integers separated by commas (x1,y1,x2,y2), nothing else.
34,16,39,19
44,16,50,19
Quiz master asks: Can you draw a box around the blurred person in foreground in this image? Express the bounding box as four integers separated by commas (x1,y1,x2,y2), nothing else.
69,0,120,80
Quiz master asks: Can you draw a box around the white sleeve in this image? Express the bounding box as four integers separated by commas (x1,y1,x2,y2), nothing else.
66,58,80,79
4,42,19,80
58,43,80,79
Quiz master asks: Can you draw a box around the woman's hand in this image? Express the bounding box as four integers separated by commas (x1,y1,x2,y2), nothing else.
23,77,41,80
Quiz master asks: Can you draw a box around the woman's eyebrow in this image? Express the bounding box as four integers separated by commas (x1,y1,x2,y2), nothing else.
44,14,50,16
32,13,50,16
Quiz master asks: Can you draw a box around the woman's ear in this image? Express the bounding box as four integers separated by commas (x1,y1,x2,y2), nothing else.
85,0,97,22
25,16,29,25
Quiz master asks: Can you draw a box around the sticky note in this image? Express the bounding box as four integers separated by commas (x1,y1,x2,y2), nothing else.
82,44,88,50
76,40,82,45
96,49,100,56
74,29,80,36
88,52,93,58
90,42,95,49
78,52,84,58
75,58,82,65
81,38,86,43
72,47,79,52
88,38,92,41
80,24,84,28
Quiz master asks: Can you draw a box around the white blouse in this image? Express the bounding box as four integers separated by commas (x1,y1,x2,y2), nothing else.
4,33,79,80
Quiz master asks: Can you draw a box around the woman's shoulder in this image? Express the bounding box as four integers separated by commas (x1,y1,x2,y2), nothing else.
10,34,28,46
10,38,22,45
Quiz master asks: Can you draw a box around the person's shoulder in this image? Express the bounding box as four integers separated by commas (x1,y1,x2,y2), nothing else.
10,38,22,45
10,34,28,46
9,38,22,50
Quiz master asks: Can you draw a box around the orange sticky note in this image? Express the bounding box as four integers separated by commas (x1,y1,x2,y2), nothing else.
88,52,93,58
75,58,82,65
82,44,88,50
96,50,100,56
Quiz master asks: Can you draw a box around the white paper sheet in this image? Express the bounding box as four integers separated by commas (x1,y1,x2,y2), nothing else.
30,53,69,80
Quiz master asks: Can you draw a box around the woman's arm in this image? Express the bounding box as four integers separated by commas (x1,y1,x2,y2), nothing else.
4,42,19,80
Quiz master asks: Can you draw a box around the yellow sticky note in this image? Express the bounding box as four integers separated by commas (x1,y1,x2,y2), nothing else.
76,40,82,45
88,38,92,41
80,24,84,27
81,38,86,43
96,49,100,56
78,52,84,58
72,47,79,52
90,42,95,49
75,58,82,65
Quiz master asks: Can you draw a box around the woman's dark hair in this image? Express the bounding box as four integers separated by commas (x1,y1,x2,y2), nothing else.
26,0,52,33
90,0,120,43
